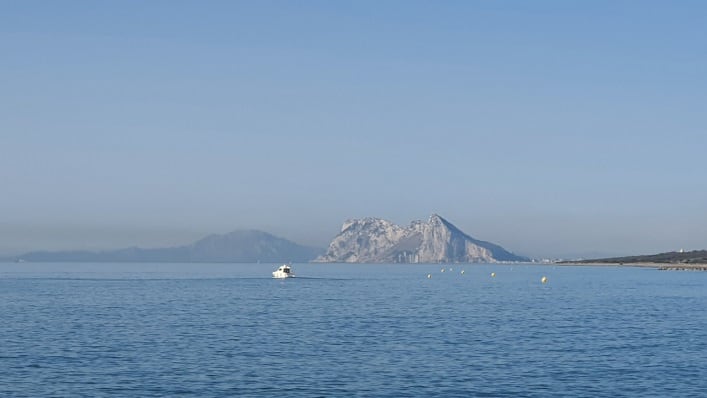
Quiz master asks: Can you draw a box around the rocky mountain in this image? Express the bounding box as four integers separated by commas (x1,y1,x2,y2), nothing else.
315,214,528,263
11,230,322,263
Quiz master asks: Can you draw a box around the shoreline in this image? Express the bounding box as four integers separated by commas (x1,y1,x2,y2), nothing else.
557,262,707,271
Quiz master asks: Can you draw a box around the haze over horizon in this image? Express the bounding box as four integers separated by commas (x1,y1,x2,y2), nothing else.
2,1,706,259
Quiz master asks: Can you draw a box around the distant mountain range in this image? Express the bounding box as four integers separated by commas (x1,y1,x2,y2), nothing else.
315,214,528,263
8,230,322,263
6,214,529,264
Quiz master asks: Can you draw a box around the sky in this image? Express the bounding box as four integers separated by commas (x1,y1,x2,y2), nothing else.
1,1,706,259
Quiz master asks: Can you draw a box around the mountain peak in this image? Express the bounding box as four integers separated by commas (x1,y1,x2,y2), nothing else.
428,213,450,227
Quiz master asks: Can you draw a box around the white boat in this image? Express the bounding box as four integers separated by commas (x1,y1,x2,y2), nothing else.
272,264,294,279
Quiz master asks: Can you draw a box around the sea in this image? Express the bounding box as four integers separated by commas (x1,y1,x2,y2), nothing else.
1,262,706,397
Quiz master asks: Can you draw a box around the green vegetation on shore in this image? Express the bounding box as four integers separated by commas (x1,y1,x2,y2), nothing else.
571,250,707,265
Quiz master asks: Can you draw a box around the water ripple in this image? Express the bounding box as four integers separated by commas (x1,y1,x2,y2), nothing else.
1,263,706,396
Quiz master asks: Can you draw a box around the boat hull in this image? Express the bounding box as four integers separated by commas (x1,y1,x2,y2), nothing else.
272,265,295,278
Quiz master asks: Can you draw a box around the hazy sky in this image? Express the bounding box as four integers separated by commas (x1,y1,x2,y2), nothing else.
2,1,706,258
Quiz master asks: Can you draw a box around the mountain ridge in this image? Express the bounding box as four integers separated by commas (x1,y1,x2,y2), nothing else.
8,230,322,263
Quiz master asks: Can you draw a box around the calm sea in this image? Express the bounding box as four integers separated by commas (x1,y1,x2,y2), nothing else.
1,263,706,397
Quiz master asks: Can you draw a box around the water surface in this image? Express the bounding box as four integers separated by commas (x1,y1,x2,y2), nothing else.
1,263,706,397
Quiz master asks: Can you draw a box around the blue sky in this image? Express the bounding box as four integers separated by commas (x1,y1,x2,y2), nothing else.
1,1,706,258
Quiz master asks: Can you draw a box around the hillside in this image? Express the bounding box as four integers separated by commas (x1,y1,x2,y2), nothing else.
571,250,707,265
